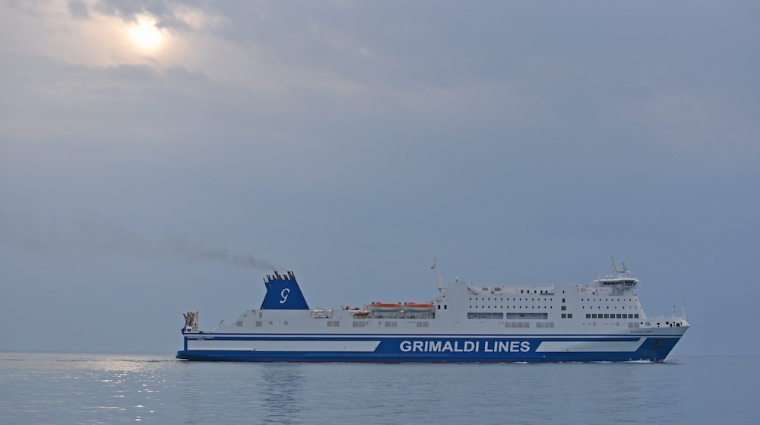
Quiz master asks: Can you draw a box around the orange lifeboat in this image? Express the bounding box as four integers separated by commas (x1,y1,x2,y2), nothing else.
370,302,403,312
404,302,436,312
351,311,370,317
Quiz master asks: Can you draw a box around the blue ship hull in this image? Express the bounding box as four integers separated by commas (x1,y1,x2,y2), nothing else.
176,334,681,362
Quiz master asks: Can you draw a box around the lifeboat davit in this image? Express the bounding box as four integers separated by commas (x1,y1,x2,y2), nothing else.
404,302,436,312
370,302,403,312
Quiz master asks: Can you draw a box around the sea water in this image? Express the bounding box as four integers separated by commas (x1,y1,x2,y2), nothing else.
0,353,757,424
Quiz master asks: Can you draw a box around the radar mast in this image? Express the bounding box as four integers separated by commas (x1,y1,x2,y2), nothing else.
432,258,443,294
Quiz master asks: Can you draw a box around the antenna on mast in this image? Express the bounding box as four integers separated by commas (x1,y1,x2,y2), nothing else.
432,258,443,294
611,255,620,275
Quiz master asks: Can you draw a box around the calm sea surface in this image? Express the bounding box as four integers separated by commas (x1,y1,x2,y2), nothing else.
0,353,757,424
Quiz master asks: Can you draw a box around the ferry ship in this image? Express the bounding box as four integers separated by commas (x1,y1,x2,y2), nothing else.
176,258,688,362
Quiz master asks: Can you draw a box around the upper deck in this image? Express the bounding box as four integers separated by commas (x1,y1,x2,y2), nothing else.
182,258,688,337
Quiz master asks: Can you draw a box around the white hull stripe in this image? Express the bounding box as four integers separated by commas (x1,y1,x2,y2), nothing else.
187,339,382,352
535,337,646,353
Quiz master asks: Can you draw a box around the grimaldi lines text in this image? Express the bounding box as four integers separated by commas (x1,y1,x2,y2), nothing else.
177,259,689,362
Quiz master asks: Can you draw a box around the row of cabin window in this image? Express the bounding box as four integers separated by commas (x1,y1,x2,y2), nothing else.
468,312,547,319
351,321,429,328
560,314,573,318
471,297,551,301
586,313,639,319
583,305,635,309
581,298,637,302
470,305,553,309
505,322,556,328
477,289,550,294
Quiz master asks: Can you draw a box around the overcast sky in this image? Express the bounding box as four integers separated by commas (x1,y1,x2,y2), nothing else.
1,0,758,355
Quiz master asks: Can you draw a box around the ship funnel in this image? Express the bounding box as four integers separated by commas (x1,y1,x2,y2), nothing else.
261,271,309,310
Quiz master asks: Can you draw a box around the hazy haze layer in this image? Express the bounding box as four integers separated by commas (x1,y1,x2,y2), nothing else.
1,1,758,355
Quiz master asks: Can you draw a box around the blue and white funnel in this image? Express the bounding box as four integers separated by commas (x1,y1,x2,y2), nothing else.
260,271,309,310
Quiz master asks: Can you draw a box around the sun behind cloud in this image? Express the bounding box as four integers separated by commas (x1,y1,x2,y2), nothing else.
129,15,164,50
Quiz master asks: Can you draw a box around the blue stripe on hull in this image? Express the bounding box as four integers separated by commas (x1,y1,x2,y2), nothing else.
177,336,680,363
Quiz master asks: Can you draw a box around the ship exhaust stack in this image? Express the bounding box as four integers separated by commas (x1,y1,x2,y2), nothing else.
261,270,310,310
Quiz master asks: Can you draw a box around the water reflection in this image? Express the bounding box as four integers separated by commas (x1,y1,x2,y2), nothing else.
0,353,174,423
178,361,305,424
3,355,756,424
259,363,305,424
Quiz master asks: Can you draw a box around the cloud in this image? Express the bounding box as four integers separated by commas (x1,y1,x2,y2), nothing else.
90,0,222,32
68,0,90,19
